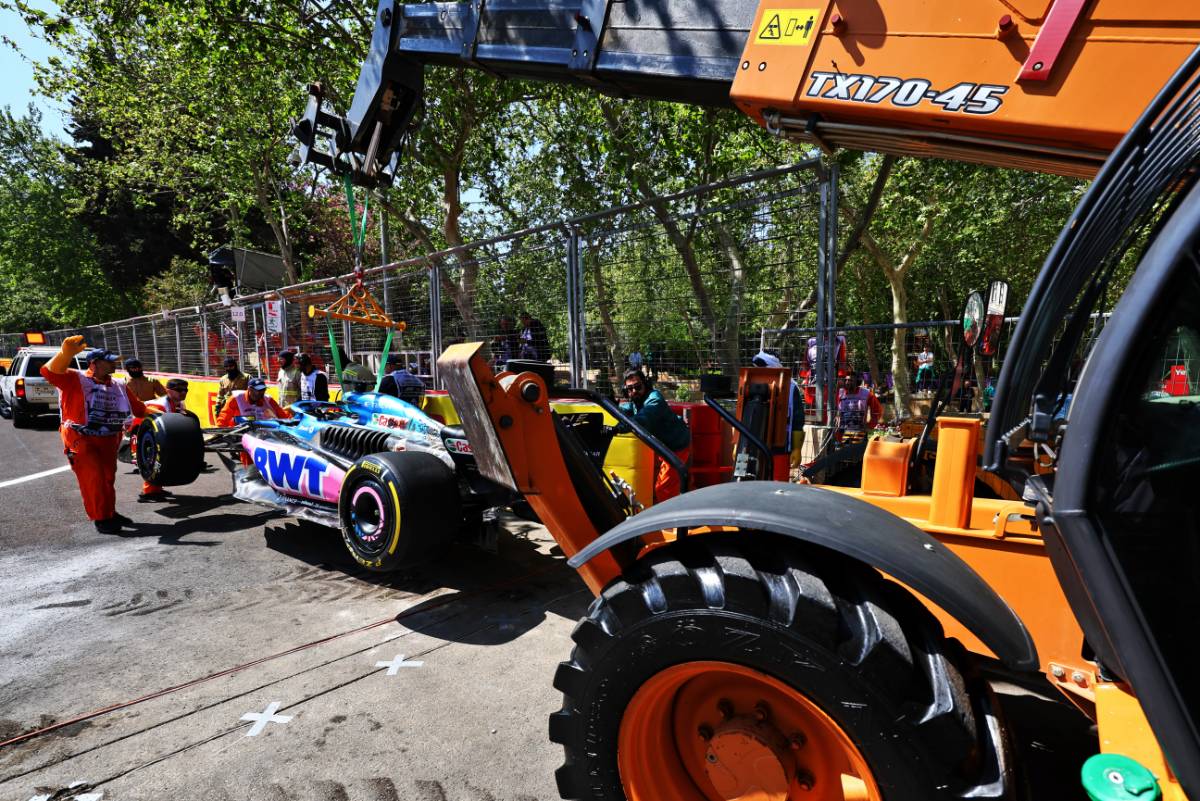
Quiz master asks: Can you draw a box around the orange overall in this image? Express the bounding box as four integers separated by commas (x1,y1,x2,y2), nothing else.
215,391,291,466
42,366,147,521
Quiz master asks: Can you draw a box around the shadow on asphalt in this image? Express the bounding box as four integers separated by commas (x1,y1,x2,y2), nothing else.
261,514,590,645
106,507,283,546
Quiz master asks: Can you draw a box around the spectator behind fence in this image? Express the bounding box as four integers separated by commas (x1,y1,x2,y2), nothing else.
915,345,935,392
618,368,691,503
492,315,519,370
298,353,329,402
956,378,976,413
518,311,550,362
837,374,882,438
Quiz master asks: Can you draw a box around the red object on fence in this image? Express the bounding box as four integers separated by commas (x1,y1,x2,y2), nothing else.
1163,364,1191,396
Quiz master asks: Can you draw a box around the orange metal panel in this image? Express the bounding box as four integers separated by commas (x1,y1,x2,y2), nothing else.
859,437,914,497
733,1,1200,171
439,344,624,594
734,367,792,451
1096,682,1187,801
928,417,979,529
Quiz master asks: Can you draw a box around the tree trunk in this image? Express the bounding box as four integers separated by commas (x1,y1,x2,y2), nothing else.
253,161,297,284
585,251,623,392
716,219,747,374
863,327,883,391
886,273,914,416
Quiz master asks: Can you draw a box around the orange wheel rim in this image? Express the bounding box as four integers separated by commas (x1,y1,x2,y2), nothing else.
618,661,881,801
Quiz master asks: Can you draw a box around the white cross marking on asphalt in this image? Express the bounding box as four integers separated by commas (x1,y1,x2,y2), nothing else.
375,654,424,676
240,701,293,736
0,465,71,489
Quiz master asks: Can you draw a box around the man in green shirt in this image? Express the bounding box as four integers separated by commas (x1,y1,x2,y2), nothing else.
619,368,691,503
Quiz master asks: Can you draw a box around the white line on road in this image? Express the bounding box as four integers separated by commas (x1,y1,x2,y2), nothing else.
0,465,70,489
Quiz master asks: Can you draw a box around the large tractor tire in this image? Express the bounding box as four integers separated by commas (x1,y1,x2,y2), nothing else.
338,451,460,572
550,535,1010,801
137,412,204,486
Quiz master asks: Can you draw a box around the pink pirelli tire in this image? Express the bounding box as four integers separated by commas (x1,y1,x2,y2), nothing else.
337,451,460,572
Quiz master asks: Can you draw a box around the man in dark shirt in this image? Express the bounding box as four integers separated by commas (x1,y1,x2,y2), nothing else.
518,311,550,362
619,368,691,503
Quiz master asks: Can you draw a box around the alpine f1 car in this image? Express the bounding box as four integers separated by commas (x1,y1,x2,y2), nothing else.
135,391,515,571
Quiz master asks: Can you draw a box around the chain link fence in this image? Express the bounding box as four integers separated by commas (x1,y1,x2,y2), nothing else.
2,163,840,402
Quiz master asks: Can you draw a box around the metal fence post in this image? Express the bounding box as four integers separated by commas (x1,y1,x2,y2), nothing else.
131,322,140,359
236,315,246,373
566,226,588,388
279,297,289,353
150,319,160,371
201,313,210,376
816,168,831,424
174,316,182,372
428,261,443,388
824,162,839,424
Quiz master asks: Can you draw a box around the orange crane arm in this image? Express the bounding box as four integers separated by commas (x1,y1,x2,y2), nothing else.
296,0,1200,182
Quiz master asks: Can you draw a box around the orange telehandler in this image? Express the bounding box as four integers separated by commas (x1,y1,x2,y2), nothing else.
295,3,1200,798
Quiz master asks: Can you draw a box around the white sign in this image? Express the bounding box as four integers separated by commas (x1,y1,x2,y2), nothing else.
265,300,284,334
231,306,246,322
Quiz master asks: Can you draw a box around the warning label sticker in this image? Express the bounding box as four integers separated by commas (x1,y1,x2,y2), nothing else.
753,9,821,46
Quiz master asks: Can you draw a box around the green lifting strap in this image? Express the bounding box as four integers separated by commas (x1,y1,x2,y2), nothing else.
342,174,358,241
358,193,371,249
375,327,394,392
324,316,343,399
341,173,371,251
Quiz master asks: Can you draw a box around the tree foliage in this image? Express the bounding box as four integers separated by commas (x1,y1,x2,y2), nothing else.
0,107,130,329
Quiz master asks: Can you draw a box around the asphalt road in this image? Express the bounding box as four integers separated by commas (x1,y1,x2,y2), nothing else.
0,414,588,801
0,413,1098,801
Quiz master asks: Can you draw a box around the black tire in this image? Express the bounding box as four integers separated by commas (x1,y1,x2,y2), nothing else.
550,534,1011,800
11,407,31,428
137,412,204,486
338,451,460,572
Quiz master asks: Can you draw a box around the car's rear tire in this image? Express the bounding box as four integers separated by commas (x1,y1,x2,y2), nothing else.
550,534,1011,801
137,412,204,486
338,451,460,572
11,406,31,428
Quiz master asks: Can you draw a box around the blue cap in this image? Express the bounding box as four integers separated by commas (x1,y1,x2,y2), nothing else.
84,348,119,363
247,377,268,391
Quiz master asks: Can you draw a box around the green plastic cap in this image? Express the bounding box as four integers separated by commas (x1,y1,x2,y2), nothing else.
1082,754,1161,801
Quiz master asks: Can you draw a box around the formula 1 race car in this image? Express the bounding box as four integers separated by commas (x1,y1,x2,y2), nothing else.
135,391,515,571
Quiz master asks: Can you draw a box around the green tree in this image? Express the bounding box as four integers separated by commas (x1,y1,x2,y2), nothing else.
0,107,129,330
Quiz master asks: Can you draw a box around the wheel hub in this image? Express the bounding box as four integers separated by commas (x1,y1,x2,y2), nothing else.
702,710,795,800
